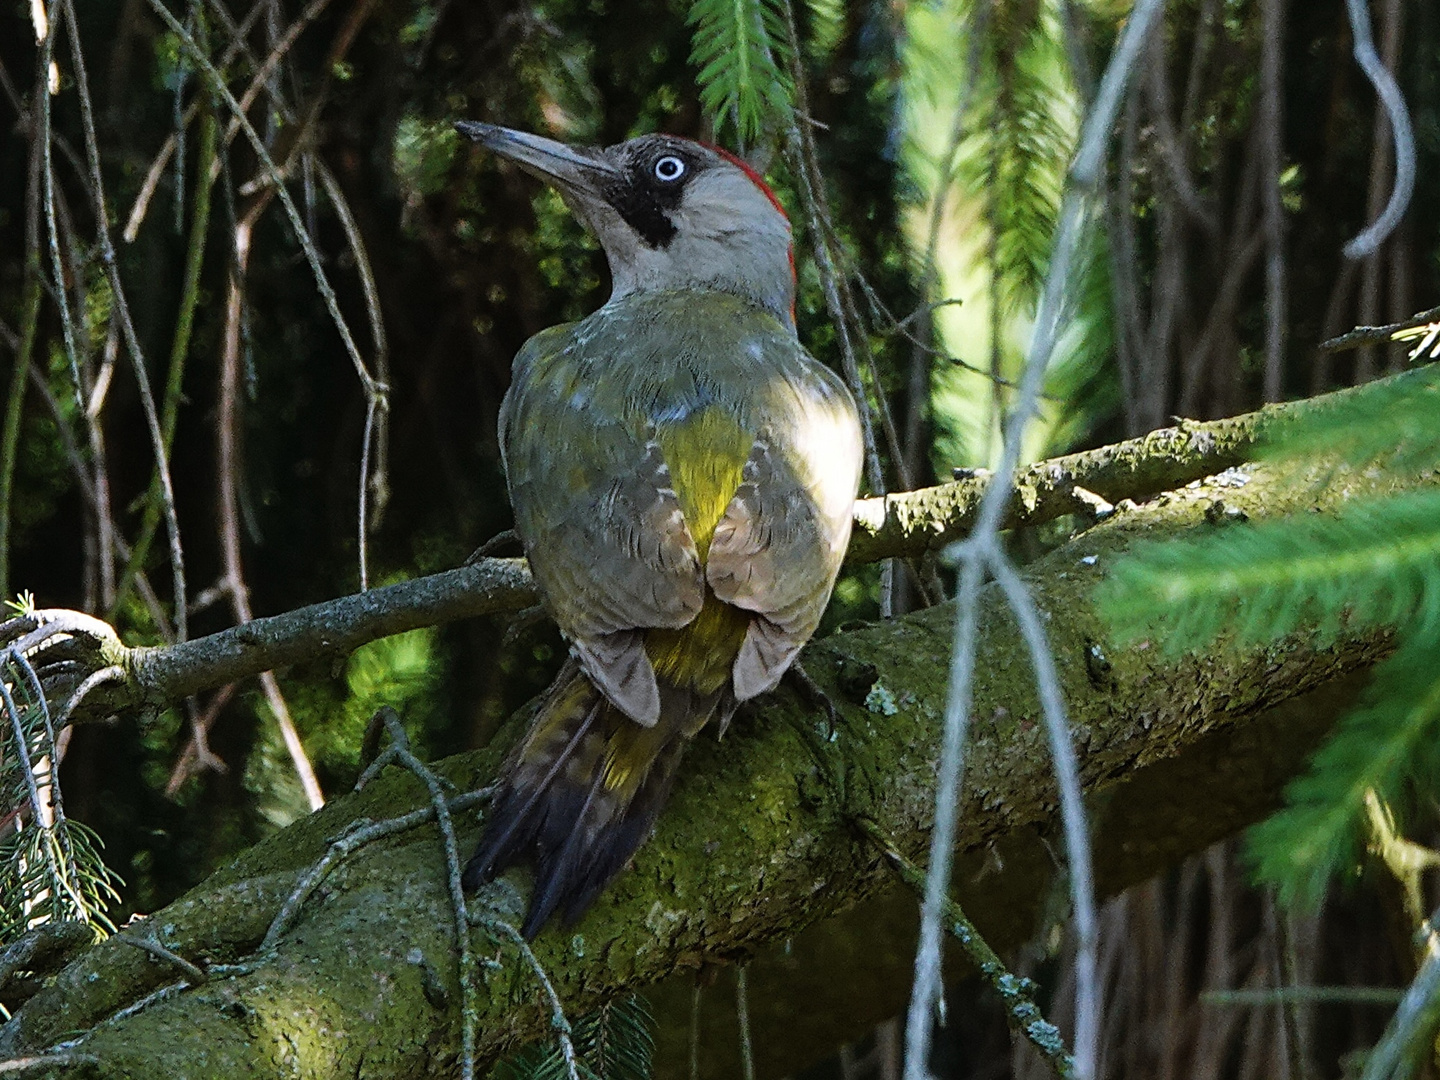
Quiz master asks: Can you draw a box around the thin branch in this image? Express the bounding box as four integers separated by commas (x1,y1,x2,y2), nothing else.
0,128,44,602
117,935,208,986
58,0,190,641
143,0,383,403
258,672,323,809
164,683,235,795
861,819,1076,1077
1260,0,1286,403
23,360,173,637
37,11,85,410
902,3,1168,1076
121,0,270,243
115,81,219,618
262,784,493,951
1352,0,1403,382
1340,0,1415,260
322,708,485,1078
218,209,322,810
54,666,124,728
471,914,582,1080
1318,306,1440,355
213,0,336,181
315,158,390,584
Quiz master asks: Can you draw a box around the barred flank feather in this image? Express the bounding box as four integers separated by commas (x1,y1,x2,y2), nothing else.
463,662,717,939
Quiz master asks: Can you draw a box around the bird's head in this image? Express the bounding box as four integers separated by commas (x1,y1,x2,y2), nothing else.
457,122,795,329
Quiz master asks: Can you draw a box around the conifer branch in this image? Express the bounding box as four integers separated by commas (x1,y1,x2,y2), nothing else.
687,0,792,143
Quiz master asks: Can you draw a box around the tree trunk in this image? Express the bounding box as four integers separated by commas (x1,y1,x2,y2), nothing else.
0,413,1414,1077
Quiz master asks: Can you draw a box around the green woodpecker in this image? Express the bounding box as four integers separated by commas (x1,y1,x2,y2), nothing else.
456,121,863,938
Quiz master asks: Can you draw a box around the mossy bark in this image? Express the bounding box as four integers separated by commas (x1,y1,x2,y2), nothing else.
1,452,1424,1077
51,368,1429,727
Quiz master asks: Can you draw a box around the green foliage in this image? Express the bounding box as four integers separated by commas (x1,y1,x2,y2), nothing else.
393,115,461,201
687,0,793,145
969,22,1074,313
1260,365,1440,479
1248,636,1440,908
497,993,655,1080
244,627,445,828
0,655,121,945
1099,490,1440,653
1098,367,1440,909
900,1,1110,469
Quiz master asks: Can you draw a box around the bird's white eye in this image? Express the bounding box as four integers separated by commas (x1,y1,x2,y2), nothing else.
652,155,686,183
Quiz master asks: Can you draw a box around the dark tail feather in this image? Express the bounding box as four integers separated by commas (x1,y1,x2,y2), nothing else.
463,666,702,938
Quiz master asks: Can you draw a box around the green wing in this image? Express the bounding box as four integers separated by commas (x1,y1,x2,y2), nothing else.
500,324,706,727
707,357,863,699
500,294,863,722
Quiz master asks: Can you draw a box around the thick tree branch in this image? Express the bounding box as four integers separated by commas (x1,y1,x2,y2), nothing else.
0,432,1421,1076
24,371,1418,726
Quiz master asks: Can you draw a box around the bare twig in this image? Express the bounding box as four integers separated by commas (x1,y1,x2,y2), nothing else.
118,934,208,986
121,0,270,243
218,209,323,810
1340,0,1415,260
862,818,1076,1077
1352,0,1403,382
36,9,85,409
22,361,172,637
902,4,1168,1076
1319,306,1440,355
143,0,383,402
145,0,389,610
315,159,391,585
58,0,190,641
54,666,124,728
261,784,493,951
165,683,235,795
115,80,219,618
1259,0,1287,403
471,913,582,1080
343,708,485,1079
0,125,44,602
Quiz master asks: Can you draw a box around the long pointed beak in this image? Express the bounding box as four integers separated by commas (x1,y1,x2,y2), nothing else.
454,121,616,197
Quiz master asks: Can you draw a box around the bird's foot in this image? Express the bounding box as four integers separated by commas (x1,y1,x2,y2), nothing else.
464,529,521,565
784,660,842,740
